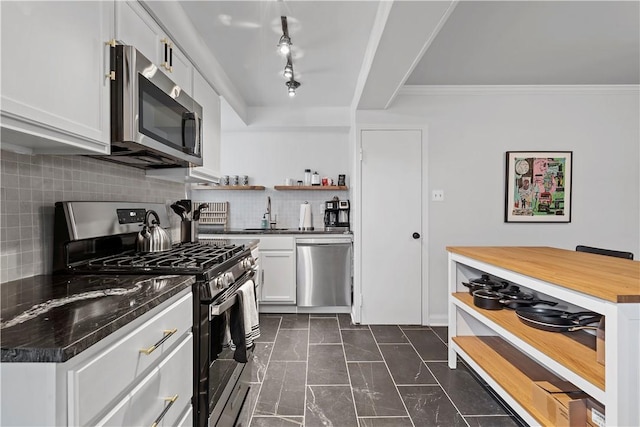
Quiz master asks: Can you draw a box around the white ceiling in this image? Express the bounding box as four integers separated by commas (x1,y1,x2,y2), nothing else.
176,1,639,119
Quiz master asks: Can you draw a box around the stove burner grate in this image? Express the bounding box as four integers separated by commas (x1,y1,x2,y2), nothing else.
83,243,245,272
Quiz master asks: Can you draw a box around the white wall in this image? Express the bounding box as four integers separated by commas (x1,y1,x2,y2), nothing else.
196,129,351,229
357,86,640,324
220,130,350,188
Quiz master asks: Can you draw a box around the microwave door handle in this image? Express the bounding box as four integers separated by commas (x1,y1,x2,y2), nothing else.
195,111,202,155
181,112,198,153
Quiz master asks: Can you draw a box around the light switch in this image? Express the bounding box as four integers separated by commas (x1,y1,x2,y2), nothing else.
432,190,444,202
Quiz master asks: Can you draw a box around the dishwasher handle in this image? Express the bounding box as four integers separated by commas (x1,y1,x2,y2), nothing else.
296,238,352,245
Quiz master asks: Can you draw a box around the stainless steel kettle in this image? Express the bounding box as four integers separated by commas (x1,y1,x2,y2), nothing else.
136,210,172,252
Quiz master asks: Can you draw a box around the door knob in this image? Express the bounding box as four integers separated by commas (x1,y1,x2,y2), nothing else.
412,232,421,239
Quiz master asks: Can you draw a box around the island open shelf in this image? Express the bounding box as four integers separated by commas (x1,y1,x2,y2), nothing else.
453,292,603,390
453,335,559,426
447,246,640,426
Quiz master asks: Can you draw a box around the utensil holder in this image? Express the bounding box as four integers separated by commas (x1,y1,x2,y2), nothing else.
181,220,198,243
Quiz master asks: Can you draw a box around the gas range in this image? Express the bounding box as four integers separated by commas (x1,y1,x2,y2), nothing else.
52,201,259,427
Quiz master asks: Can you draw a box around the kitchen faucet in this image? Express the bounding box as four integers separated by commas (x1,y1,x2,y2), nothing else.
266,196,272,229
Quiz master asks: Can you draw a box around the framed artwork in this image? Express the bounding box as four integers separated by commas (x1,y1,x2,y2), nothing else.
505,151,573,223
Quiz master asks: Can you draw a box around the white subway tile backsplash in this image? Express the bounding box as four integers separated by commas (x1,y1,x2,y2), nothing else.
0,150,185,283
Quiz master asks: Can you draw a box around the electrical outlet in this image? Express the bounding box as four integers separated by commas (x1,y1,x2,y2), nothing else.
432,190,444,202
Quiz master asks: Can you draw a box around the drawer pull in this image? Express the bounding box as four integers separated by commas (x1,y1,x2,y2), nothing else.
150,394,178,427
140,329,178,355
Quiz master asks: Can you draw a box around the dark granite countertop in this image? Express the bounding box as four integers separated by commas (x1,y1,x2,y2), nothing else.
199,226,352,236
0,274,195,363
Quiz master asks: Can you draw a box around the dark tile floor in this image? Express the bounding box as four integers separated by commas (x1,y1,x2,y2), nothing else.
236,314,525,427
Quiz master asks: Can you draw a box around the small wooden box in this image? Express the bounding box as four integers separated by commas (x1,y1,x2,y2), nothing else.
532,381,589,426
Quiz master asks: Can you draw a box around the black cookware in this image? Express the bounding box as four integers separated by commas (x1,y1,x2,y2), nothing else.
514,307,599,322
472,290,558,310
461,274,506,294
515,308,601,332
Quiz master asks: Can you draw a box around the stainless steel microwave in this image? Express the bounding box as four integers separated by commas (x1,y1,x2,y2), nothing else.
94,45,203,169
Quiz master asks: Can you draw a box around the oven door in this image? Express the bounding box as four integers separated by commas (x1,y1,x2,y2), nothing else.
197,271,257,427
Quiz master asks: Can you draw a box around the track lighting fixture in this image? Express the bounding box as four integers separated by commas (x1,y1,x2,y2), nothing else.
278,16,302,97
286,79,300,97
283,60,293,79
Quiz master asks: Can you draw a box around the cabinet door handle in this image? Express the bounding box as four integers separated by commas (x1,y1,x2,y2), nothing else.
150,394,178,427
139,328,178,355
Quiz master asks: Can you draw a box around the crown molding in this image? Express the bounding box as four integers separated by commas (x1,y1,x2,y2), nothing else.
399,85,640,96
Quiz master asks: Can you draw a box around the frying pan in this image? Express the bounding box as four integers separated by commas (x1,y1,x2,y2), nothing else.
514,307,599,323
472,290,558,310
515,309,601,332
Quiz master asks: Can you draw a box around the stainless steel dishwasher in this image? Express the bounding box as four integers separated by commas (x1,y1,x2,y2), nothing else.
296,238,352,307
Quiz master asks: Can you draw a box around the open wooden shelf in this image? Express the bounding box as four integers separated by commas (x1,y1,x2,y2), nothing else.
453,335,561,426
273,185,348,191
192,185,265,190
453,292,604,391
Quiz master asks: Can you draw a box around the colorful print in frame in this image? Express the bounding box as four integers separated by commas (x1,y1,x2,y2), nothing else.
505,151,572,223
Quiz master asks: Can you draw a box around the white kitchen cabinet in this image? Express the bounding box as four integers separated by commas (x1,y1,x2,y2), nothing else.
447,247,640,427
261,250,296,304
146,69,221,183
0,1,112,155
68,293,192,426
0,289,192,426
199,235,296,304
114,1,192,94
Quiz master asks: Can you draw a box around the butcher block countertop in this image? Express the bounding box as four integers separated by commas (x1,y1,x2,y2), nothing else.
446,246,640,303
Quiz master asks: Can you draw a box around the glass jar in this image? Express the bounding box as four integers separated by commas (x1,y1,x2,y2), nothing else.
311,171,320,186
304,169,311,186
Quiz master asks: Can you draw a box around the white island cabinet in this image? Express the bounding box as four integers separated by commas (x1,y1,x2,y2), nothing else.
0,290,193,427
447,246,640,427
0,1,112,155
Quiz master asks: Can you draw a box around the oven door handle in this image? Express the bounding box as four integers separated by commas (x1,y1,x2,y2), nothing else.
208,271,256,320
209,293,238,320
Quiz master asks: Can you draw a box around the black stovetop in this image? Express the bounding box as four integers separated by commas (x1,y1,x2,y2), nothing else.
69,241,248,280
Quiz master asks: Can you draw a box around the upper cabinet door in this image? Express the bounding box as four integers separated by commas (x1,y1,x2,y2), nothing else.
0,1,113,154
115,1,192,95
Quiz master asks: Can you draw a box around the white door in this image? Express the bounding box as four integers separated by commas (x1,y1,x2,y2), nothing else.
361,130,422,324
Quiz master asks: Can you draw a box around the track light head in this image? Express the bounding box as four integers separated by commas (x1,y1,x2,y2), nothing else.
283,61,293,79
277,35,291,55
286,79,300,97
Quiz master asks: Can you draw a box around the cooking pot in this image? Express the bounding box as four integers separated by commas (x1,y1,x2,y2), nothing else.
136,210,171,253
472,290,558,310
461,274,505,294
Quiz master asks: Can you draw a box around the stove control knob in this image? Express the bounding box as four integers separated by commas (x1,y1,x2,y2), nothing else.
224,272,235,286
214,276,223,289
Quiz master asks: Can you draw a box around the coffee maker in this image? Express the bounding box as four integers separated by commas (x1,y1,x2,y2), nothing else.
324,198,350,231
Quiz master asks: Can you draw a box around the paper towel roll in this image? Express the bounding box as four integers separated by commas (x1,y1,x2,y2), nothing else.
299,202,313,230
